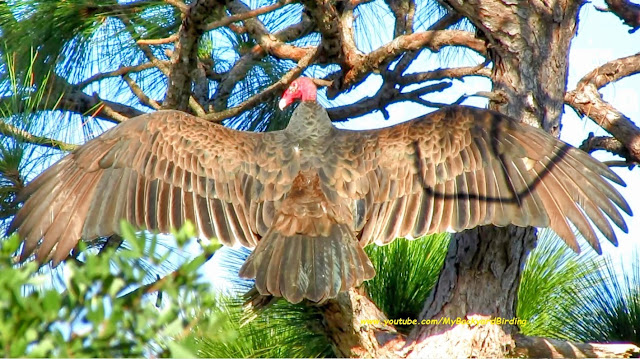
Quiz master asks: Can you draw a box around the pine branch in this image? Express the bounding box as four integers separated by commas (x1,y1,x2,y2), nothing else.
122,75,161,110
76,62,161,90
0,75,144,123
212,7,315,111
0,122,78,152
205,48,318,122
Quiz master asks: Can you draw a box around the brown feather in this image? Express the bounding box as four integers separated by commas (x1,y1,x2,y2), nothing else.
9,99,632,305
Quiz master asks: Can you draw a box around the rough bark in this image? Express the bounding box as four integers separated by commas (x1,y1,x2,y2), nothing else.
402,226,536,358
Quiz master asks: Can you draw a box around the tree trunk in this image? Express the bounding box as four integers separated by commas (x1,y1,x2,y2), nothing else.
319,1,586,357
404,226,536,357
403,1,584,356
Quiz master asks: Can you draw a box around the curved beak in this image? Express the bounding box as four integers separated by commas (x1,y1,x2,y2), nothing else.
278,98,288,110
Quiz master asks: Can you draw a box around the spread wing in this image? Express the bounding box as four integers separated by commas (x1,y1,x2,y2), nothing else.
328,106,631,253
9,110,296,264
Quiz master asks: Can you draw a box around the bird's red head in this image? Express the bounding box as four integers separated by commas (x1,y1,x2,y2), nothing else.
279,77,317,110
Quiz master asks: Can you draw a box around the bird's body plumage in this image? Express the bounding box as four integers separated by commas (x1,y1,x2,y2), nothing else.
9,79,632,303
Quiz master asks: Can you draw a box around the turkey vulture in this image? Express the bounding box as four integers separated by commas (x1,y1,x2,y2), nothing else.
8,77,632,304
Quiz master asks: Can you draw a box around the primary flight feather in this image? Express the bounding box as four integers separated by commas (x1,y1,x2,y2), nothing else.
9,77,632,303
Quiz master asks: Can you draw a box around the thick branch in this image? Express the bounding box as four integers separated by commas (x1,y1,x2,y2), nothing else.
317,289,403,358
0,122,78,152
580,134,637,165
60,90,144,123
300,0,347,61
602,0,640,32
227,1,311,61
513,334,640,358
576,51,640,89
565,52,640,163
163,0,227,110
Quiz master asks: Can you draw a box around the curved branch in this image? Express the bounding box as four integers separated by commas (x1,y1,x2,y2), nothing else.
329,30,486,96
327,82,452,121
565,52,640,163
212,3,314,110
580,134,638,165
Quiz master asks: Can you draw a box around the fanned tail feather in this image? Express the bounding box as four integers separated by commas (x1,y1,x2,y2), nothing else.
239,213,375,304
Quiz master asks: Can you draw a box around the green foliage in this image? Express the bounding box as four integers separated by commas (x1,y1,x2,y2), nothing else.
560,256,640,345
364,234,450,325
194,298,333,358
518,230,640,345
520,245,640,345
0,222,230,358
0,0,177,85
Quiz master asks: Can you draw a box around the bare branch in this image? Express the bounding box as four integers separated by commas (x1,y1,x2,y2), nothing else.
324,30,485,96
205,48,318,122
565,52,640,163
206,0,293,31
399,63,491,84
599,0,640,32
76,62,162,90
385,0,416,37
137,34,178,45
0,122,78,152
138,1,294,45
212,5,314,110
327,82,452,121
227,0,312,62
122,75,161,110
576,51,640,89
90,94,133,123
580,133,638,165
164,0,189,13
